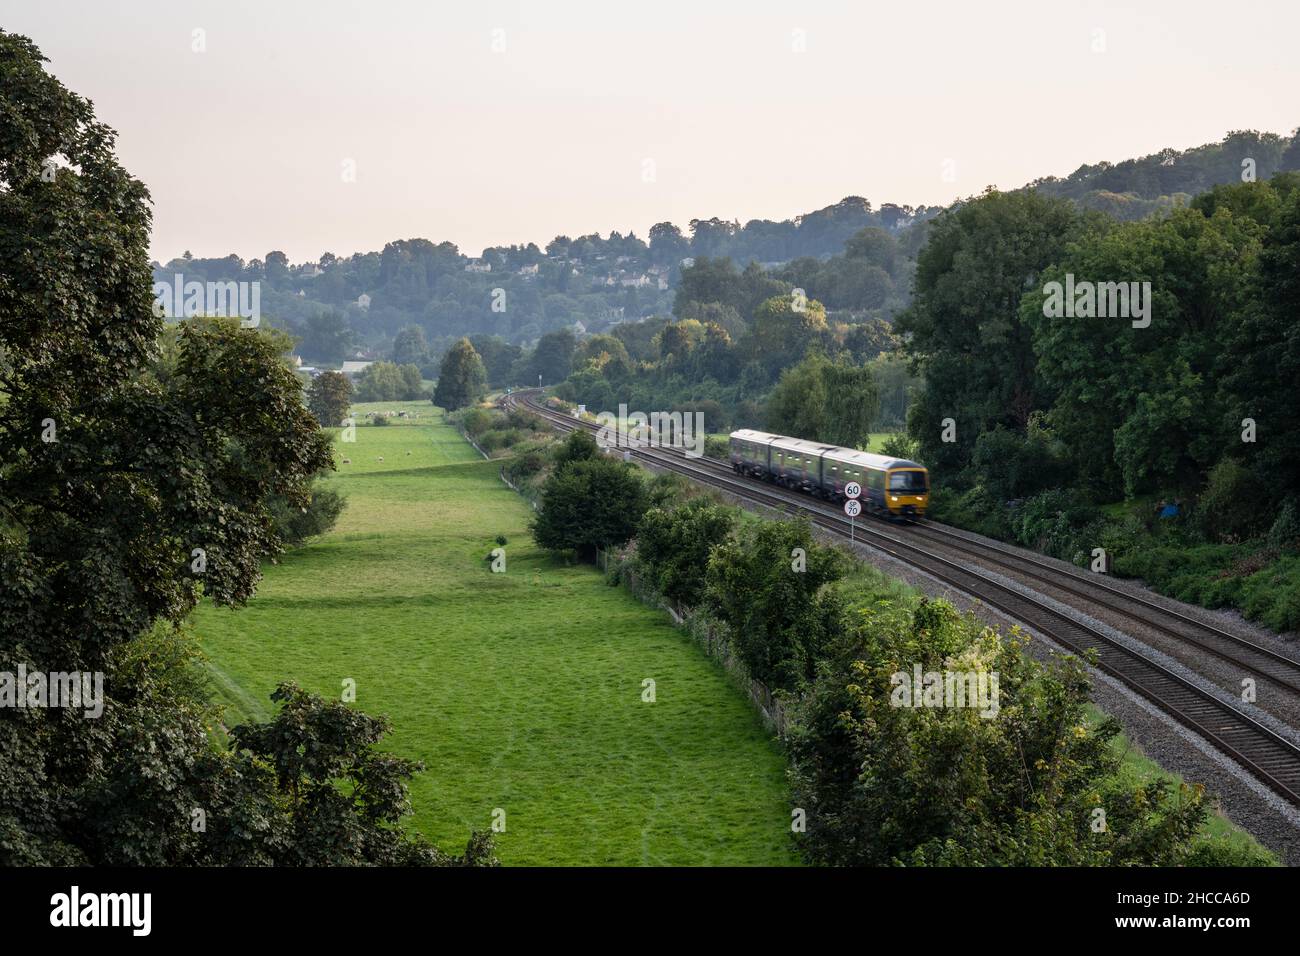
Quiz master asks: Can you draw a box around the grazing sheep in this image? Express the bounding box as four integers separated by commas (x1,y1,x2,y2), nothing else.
342,457,351,464
378,456,385,462
406,450,412,456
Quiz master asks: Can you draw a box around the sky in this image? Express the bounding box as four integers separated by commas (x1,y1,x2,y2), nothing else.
4,0,1297,264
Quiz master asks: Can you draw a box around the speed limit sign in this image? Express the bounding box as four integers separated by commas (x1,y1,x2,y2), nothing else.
844,481,862,500
843,499,862,518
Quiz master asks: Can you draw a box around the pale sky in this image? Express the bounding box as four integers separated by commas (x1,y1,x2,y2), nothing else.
4,0,1297,263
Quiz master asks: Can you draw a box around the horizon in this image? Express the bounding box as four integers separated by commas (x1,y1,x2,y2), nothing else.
6,0,1298,264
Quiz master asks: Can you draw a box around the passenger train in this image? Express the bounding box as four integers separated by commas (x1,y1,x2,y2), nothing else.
728,429,930,518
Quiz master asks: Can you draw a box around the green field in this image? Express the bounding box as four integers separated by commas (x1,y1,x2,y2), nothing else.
193,406,797,865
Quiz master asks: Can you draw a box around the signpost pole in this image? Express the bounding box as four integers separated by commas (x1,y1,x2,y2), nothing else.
843,484,862,546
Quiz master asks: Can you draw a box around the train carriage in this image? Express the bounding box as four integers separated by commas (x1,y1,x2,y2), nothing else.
729,429,930,518
768,436,838,493
823,448,929,516
729,428,777,477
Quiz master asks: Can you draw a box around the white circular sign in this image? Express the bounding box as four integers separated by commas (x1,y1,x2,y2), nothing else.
844,482,862,500
843,499,862,518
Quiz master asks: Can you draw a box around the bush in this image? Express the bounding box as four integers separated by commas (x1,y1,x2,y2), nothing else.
929,486,1012,541
636,500,735,608
268,481,346,548
460,407,494,437
505,448,547,482
1196,460,1268,542
552,428,600,468
879,432,920,461
1268,499,1300,553
1011,488,1102,558
477,428,522,453
1238,555,1300,633
1181,837,1277,867
705,518,849,692
531,457,649,559
788,598,1212,866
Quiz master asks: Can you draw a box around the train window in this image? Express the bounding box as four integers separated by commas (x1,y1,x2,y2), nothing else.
888,470,928,492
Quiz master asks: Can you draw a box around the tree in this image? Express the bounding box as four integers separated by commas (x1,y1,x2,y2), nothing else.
766,353,879,448
529,328,576,385
648,221,688,265
553,427,600,468
1215,174,1300,502
574,333,632,375
433,337,487,410
267,481,346,548
392,324,430,367
531,457,648,559
746,293,828,376
299,308,354,364
356,360,423,402
1025,198,1261,497
224,682,498,866
705,519,848,692
636,500,735,608
896,189,1083,482
0,30,476,866
469,334,524,386
788,598,1212,866
844,226,899,271
307,370,353,427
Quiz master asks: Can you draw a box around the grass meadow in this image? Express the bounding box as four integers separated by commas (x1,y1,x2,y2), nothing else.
193,404,798,866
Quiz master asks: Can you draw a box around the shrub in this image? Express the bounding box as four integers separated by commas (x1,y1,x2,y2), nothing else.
552,428,600,469
788,599,1211,866
1181,837,1277,867
636,500,735,608
971,425,1066,502
1011,488,1102,557
267,481,346,548
879,432,920,461
531,457,649,559
505,449,546,482
1268,499,1300,553
705,518,849,692
1196,459,1268,542
460,407,494,437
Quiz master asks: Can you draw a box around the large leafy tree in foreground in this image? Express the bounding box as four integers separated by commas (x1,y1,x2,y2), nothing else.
0,30,486,865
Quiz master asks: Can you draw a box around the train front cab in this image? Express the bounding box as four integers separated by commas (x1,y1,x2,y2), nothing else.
885,464,929,518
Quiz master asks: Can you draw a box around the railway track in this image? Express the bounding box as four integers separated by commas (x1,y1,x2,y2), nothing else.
505,390,1300,806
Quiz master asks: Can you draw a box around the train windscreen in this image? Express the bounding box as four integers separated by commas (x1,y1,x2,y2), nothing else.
888,470,928,492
